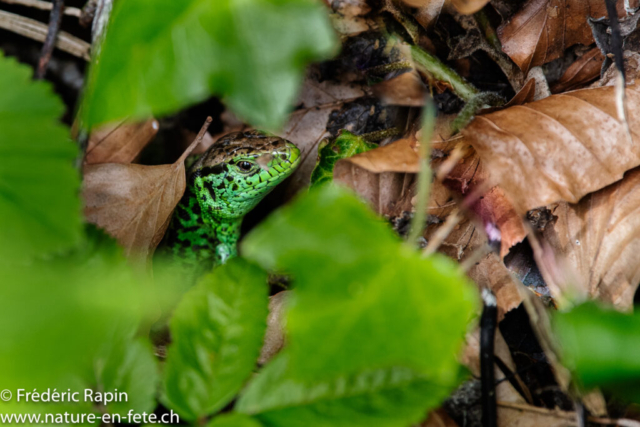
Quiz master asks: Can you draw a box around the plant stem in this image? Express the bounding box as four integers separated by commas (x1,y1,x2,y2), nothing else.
474,9,502,52
411,45,478,102
407,98,436,249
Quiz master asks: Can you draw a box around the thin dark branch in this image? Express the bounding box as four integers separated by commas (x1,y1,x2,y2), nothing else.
36,0,65,79
605,0,625,79
481,288,498,427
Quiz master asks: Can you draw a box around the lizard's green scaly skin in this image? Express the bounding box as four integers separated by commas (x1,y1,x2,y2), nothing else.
164,130,300,273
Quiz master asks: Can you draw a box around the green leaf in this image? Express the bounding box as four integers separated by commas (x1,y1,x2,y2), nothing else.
310,131,377,188
82,0,338,130
239,185,478,426
238,353,463,427
163,258,269,420
208,413,264,427
554,302,640,402
0,53,81,261
93,337,159,416
0,230,152,415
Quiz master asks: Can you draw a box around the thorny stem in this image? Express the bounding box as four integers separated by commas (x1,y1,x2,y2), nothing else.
36,0,64,79
411,45,479,102
407,99,436,249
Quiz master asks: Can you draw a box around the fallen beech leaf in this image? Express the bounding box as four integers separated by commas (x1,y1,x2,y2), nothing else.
497,0,630,73
85,118,159,165
83,120,210,261
450,0,490,14
464,83,640,214
439,145,527,257
431,214,523,318
461,328,530,403
334,138,418,216
372,70,426,106
541,167,640,310
551,47,604,93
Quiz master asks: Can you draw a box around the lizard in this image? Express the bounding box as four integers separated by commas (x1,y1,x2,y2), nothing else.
162,130,300,275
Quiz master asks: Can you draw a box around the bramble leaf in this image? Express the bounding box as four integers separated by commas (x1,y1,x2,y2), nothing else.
163,259,269,421
82,0,338,130
239,186,478,426
0,53,81,261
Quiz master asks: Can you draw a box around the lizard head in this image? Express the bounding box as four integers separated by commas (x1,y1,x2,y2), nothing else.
189,130,300,221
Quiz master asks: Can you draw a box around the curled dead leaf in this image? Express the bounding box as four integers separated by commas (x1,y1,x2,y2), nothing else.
84,118,159,165
541,167,640,310
82,119,211,262
333,138,418,216
497,0,630,73
464,83,640,214
551,47,604,93
372,70,426,106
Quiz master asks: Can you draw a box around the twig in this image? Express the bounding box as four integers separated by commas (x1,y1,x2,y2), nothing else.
178,117,213,165
411,45,479,102
422,208,463,256
0,0,80,17
36,0,64,79
0,10,90,60
407,99,436,248
460,243,490,272
480,288,498,427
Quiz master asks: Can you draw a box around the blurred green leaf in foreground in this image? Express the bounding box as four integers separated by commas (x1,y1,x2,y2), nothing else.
0,53,81,262
554,302,640,402
163,259,269,421
82,0,338,130
236,185,478,427
0,229,158,415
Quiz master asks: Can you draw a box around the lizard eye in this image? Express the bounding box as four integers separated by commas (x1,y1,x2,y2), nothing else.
237,161,254,172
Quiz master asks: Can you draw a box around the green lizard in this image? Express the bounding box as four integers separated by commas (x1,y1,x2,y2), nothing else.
163,130,300,274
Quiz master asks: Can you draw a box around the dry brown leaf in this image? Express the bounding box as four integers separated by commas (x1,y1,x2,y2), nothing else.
329,0,373,37
450,0,490,14
496,401,577,427
439,145,527,257
432,213,523,317
497,0,631,73
84,119,159,165
464,83,640,214
277,71,367,197
461,328,531,403
551,47,604,93
420,408,459,427
414,0,447,28
541,167,640,310
258,291,289,365
372,70,426,106
334,138,418,216
82,120,210,261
